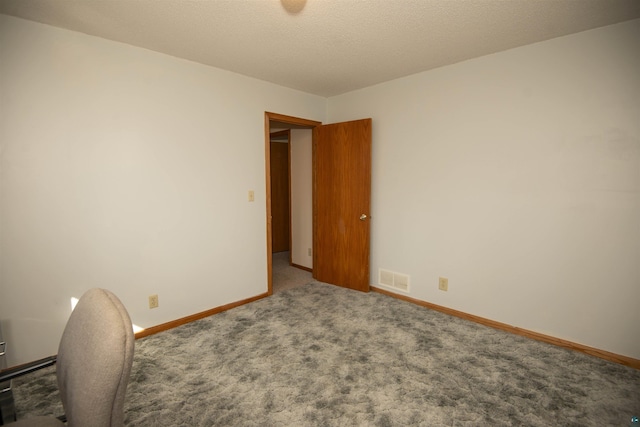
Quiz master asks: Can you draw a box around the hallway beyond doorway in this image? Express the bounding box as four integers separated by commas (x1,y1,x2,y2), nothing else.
272,251,312,294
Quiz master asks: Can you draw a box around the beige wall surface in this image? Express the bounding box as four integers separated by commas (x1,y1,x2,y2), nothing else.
328,19,640,359
0,15,326,366
2,13,638,365
290,129,313,269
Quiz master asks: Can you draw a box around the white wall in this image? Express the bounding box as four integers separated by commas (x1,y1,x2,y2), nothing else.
290,129,313,269
328,19,640,359
0,15,326,366
2,14,638,366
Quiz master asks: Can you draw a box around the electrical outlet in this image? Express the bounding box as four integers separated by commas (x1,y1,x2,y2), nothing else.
438,277,448,291
148,294,159,309
308,248,312,256
248,190,255,202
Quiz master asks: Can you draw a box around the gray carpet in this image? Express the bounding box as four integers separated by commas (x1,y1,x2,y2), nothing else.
11,282,640,426
272,251,312,294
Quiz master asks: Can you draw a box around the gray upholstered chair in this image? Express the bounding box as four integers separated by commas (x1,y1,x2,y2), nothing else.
0,288,135,426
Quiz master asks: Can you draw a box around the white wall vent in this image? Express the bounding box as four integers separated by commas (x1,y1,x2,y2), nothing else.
378,269,410,292
379,269,394,287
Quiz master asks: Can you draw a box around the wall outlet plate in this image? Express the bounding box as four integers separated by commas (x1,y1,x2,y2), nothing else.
149,294,159,309
438,277,448,291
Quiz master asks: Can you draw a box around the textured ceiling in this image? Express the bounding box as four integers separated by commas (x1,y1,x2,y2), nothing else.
1,0,639,97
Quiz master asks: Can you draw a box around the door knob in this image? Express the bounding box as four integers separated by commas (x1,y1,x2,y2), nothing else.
360,214,368,221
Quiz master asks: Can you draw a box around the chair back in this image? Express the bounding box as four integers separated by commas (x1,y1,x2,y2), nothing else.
56,288,134,427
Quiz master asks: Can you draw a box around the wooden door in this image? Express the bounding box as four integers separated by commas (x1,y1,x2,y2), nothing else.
270,141,290,253
313,118,372,292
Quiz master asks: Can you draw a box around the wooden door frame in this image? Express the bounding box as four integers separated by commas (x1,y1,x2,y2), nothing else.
264,112,322,295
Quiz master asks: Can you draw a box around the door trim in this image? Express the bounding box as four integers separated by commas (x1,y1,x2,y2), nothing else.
264,112,321,295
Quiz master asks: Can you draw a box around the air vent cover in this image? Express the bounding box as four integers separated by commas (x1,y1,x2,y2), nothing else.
378,269,410,292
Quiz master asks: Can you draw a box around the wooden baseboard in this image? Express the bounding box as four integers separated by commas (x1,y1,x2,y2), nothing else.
371,286,640,370
134,292,269,339
291,263,312,273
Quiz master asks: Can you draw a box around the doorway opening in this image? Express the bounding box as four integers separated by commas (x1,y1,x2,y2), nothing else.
265,113,373,295
265,112,321,295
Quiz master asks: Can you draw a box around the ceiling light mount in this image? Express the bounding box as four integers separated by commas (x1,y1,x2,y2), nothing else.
280,0,307,15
